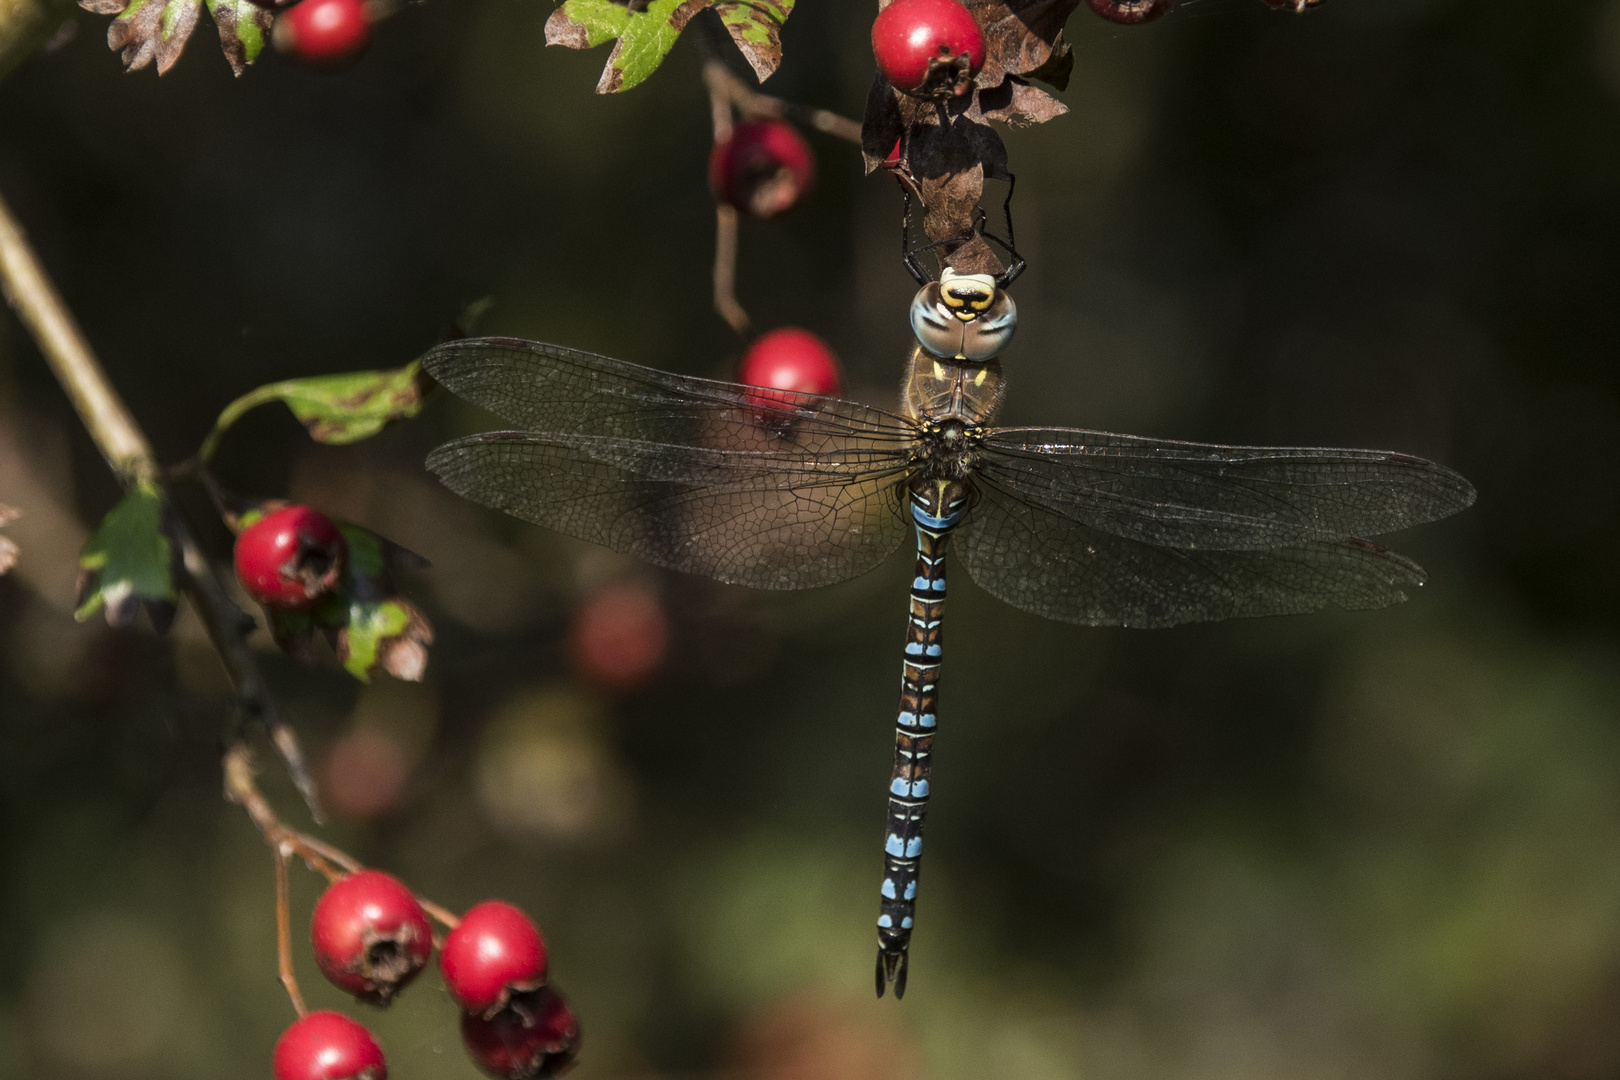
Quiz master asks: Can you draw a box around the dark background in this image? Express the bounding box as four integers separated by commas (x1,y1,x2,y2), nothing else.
3,0,1620,1076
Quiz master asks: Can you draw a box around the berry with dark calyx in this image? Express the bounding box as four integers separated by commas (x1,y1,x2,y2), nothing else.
736,327,844,421
460,987,581,1080
274,0,372,66
871,0,984,99
311,870,433,1005
440,901,549,1017
709,119,815,219
273,1011,387,1080
234,505,347,611
1085,0,1175,22
569,583,669,692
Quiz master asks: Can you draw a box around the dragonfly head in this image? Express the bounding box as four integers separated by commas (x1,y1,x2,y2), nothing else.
909,269,1018,361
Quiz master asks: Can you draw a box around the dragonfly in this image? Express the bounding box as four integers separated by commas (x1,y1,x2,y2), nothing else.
421,270,1476,999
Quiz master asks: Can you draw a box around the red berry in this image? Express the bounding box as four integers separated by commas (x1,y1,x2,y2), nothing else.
234,505,347,611
460,988,581,1080
1084,0,1175,23
709,119,815,219
274,0,372,66
440,901,549,1017
273,1012,387,1080
569,584,669,692
736,327,844,419
871,0,985,99
311,870,433,1004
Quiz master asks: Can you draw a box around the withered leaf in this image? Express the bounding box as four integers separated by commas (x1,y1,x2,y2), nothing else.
81,0,268,74
200,359,431,464
714,0,794,83
83,0,202,75
1085,0,1174,23
1022,34,1073,91
965,0,1078,86
205,0,272,76
977,75,1069,127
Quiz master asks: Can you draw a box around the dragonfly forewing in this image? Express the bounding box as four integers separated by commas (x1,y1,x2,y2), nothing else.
424,337,914,448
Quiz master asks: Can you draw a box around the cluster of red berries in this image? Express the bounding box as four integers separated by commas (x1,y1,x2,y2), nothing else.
251,0,373,66
273,871,579,1080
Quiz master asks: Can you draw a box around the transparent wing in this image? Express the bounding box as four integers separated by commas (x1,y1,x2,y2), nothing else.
958,477,1431,628
981,428,1476,550
423,338,916,589
423,337,915,447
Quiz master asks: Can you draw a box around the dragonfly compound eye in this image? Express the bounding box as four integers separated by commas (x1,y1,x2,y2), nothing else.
958,290,1016,361
910,275,1017,360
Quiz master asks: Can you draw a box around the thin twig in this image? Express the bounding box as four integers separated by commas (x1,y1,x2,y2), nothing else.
705,62,750,337
224,742,461,926
712,204,750,337
418,897,462,931
274,847,308,1017
703,58,862,145
0,187,323,816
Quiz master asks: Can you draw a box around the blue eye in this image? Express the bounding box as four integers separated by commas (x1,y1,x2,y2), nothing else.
910,284,964,359
910,283,1016,360
959,293,1017,361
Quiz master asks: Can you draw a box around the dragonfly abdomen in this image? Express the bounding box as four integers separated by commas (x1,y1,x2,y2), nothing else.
876,480,966,998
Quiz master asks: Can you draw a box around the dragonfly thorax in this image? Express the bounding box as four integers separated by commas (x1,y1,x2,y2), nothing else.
909,416,985,484
902,345,1005,426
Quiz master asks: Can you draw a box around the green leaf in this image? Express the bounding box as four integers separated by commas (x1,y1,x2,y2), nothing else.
337,596,432,682
714,0,792,82
546,0,714,94
75,482,178,630
204,0,272,75
333,525,432,681
200,360,430,463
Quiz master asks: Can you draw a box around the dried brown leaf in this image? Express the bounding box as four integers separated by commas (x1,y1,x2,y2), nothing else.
715,0,793,83
100,0,203,74
544,4,592,48
209,0,272,76
977,76,1069,127
1022,35,1073,91
861,74,905,174
965,0,1078,86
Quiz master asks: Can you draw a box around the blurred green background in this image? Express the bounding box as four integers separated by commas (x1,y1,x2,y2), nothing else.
3,0,1620,1076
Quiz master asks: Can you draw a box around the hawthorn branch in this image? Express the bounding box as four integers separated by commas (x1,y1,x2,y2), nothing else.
702,58,862,145
0,187,320,813
224,743,461,929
